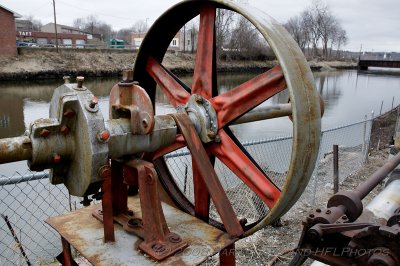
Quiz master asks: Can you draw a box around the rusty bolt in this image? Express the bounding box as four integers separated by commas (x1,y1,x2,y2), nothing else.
76,76,84,88
142,118,149,128
127,218,142,228
98,165,111,178
63,109,75,118
98,130,110,142
39,129,50,138
63,76,70,84
326,210,331,215
316,208,322,213
309,214,315,218
53,154,61,164
152,243,166,253
207,130,216,138
89,96,99,108
60,125,70,136
168,234,182,243
122,69,134,82
342,215,348,220
194,94,203,103
215,135,221,143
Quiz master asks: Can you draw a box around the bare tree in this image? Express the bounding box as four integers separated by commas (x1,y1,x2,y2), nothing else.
286,0,348,59
24,15,42,32
215,9,235,51
131,20,148,33
72,15,114,41
284,15,310,52
335,28,348,58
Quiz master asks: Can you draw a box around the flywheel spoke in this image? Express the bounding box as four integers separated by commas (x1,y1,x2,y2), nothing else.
192,4,217,99
209,130,281,208
211,65,286,128
192,161,210,222
171,113,243,237
146,57,190,107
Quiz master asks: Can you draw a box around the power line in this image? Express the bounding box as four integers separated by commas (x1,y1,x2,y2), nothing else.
56,0,134,21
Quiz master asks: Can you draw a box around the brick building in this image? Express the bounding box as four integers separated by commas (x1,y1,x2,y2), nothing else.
0,5,21,56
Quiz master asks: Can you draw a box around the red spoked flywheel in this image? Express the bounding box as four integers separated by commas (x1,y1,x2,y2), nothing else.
133,0,321,237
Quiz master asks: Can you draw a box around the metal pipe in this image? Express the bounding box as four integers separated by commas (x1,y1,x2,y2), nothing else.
233,103,292,125
354,151,400,199
0,136,32,164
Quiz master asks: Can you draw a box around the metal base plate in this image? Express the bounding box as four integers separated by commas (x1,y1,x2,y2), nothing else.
46,196,236,265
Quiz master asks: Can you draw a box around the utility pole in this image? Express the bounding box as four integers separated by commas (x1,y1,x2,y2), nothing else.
53,0,59,53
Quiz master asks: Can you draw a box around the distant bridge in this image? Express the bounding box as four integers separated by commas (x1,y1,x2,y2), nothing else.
358,54,400,70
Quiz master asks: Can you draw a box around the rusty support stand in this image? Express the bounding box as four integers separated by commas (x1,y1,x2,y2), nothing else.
220,243,236,266
57,236,78,266
124,159,188,261
101,166,115,242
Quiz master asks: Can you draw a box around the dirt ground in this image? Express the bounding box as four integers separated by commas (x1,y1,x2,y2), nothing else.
0,48,356,80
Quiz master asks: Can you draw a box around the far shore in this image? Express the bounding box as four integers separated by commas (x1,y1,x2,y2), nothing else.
0,48,357,81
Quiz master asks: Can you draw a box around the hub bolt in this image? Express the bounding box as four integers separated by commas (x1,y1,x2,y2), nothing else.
63,109,75,118
98,130,110,142
76,76,84,88
60,125,70,135
53,154,61,164
89,96,98,108
39,129,50,138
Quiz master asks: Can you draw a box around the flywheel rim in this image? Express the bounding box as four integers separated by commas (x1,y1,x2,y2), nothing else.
133,0,321,236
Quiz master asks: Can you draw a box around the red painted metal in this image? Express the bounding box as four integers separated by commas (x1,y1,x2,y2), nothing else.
211,65,286,127
111,160,128,215
192,4,216,99
60,237,77,266
171,113,244,238
219,243,236,266
124,159,188,260
193,161,211,223
146,57,190,107
109,79,155,134
209,130,280,208
100,165,115,242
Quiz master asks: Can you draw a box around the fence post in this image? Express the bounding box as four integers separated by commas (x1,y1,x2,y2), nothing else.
333,145,339,193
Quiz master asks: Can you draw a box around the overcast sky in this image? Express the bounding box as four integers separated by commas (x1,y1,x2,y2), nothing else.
3,0,400,52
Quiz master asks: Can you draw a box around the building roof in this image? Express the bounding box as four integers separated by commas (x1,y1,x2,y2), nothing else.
42,22,90,34
0,4,22,18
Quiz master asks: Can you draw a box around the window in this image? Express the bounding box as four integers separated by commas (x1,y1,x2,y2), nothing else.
172,39,177,46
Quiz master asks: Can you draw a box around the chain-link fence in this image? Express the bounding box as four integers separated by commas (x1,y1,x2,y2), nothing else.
0,111,391,265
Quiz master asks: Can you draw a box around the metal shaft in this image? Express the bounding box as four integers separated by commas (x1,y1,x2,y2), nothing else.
354,151,400,199
0,136,32,164
233,103,292,125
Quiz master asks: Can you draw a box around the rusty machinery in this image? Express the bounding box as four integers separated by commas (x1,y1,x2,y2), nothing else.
289,149,400,266
0,0,323,265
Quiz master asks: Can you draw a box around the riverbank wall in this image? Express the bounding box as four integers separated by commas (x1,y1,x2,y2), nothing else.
0,47,357,81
